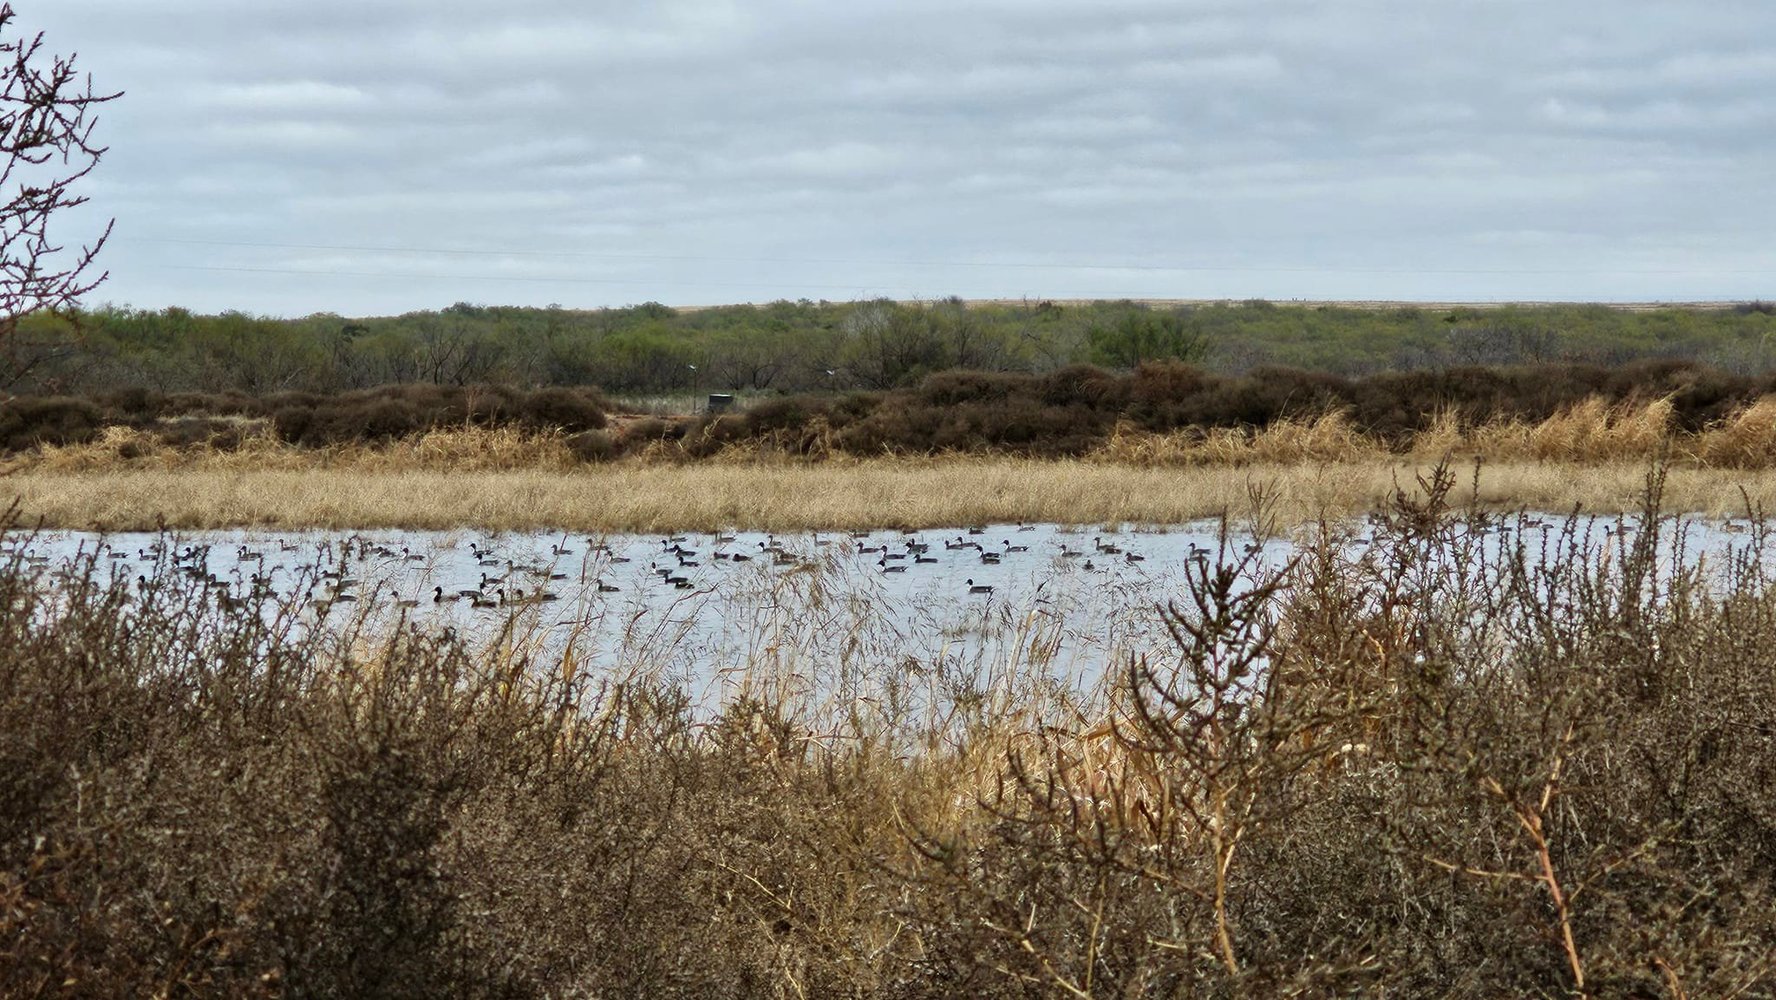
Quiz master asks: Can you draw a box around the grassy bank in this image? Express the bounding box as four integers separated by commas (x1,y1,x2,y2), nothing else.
11,458,1776,532
9,392,1776,530
5,476,1774,995
8,414,1776,531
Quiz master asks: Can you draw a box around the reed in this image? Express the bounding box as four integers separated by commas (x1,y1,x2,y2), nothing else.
11,393,1776,474
8,394,1776,531
10,458,1776,532
1693,394,1776,468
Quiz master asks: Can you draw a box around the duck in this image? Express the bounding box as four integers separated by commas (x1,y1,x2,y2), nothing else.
966,578,994,595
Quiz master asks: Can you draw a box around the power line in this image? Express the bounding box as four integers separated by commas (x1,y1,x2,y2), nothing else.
152,264,1767,311
124,236,1776,278
158,262,888,293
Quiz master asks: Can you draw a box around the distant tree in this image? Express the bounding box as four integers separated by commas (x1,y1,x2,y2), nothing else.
841,300,951,389
1087,309,1209,369
707,328,786,391
1446,321,1561,366
0,3,118,388
411,313,504,385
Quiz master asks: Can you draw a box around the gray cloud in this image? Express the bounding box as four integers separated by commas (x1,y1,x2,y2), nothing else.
30,0,1776,315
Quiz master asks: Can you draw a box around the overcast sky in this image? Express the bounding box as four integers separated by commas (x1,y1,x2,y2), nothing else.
29,0,1776,317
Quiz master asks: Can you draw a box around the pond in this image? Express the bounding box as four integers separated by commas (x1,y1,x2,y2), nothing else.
6,512,1767,711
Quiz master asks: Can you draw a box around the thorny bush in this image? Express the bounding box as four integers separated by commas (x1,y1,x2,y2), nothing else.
2,470,1775,996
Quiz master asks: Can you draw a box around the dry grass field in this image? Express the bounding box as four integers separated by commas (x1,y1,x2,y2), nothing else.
5,396,1776,530
10,459,1776,532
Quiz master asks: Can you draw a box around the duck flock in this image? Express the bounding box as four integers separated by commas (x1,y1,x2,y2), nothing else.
0,524,1286,668
7,522,1273,617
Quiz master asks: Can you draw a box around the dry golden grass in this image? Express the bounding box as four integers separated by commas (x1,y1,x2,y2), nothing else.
1693,395,1776,468
13,423,584,474
6,395,1776,529
1100,411,1382,466
1098,396,1710,469
8,459,1776,532
1455,396,1677,464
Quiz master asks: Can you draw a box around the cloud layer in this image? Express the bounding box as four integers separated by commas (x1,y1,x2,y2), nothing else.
32,0,1776,315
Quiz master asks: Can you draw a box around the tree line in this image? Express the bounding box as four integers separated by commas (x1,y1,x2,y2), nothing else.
8,297,1776,398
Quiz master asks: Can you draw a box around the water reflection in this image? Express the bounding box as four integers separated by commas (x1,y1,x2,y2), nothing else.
6,513,1768,709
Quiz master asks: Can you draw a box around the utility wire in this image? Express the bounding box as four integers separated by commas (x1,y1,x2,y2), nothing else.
123,236,1776,277
154,263,1763,308
156,263,895,295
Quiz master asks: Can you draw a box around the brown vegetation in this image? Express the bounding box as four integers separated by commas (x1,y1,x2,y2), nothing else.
8,358,1776,463
5,472,1776,995
5,362,1776,530
0,383,609,454
10,457,1776,533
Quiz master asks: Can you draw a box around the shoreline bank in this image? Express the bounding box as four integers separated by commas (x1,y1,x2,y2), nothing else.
2,459,1763,532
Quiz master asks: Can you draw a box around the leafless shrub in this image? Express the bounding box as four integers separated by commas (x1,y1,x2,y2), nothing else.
4,473,1776,995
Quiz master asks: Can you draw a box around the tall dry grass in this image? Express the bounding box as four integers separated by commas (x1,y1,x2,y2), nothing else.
1098,410,1381,466
5,395,1776,530
13,423,586,474
13,459,1776,532
1693,394,1776,468
8,393,1776,474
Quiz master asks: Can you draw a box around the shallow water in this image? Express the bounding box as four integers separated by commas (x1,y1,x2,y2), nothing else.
7,513,1767,708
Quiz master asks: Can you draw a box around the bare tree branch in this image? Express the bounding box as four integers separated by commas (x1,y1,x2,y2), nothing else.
0,2,119,388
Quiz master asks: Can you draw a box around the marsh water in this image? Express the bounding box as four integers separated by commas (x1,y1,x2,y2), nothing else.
8,513,1767,709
